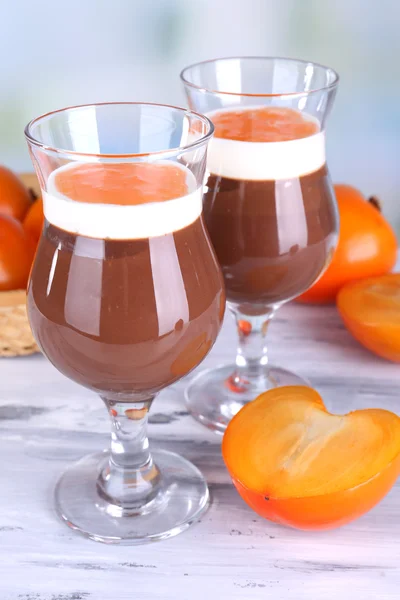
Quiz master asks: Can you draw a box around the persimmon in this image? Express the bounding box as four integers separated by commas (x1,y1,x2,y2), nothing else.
23,198,44,243
222,386,400,530
297,185,397,304
0,215,36,291
337,274,400,363
0,166,32,221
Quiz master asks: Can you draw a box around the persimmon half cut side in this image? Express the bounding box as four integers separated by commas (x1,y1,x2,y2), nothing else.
337,274,400,363
222,386,400,530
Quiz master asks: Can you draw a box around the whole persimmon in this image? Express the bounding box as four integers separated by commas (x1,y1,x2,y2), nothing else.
0,215,36,290
0,166,32,221
222,386,400,530
337,274,400,363
297,185,397,304
23,198,44,243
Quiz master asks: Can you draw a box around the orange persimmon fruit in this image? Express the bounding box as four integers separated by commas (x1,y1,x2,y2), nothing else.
0,165,32,221
337,274,400,363
222,386,400,530
23,197,44,243
0,215,36,290
297,185,397,304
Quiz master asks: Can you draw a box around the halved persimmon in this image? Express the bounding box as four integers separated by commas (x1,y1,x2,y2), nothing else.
222,386,400,530
337,274,400,363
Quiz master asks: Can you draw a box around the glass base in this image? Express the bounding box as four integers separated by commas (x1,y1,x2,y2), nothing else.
55,449,209,545
185,363,309,434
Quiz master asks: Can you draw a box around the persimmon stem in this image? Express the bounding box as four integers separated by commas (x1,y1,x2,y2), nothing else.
368,196,381,212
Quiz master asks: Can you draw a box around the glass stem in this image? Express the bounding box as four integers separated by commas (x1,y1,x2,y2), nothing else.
228,307,275,392
97,396,160,511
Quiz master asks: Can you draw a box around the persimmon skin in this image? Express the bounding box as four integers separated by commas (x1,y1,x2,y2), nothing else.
340,316,400,363
0,215,36,290
0,166,32,221
23,198,44,243
297,185,397,304
233,455,400,530
337,274,400,363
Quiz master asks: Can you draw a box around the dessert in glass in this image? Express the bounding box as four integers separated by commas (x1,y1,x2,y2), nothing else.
181,57,339,432
25,102,225,544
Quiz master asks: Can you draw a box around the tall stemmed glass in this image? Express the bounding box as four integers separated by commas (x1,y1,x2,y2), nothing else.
25,102,224,544
181,57,339,432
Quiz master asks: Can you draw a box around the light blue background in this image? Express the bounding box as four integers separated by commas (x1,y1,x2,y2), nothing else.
3,0,400,229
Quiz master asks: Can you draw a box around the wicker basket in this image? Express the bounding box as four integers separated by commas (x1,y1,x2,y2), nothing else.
0,173,40,357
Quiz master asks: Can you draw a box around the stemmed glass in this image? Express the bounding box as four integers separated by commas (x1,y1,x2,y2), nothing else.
181,57,339,432
25,102,224,544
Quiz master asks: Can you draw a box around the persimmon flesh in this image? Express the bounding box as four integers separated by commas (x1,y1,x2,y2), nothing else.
222,386,400,530
337,274,400,363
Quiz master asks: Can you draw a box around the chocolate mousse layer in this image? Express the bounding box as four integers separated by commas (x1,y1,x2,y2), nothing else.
28,217,224,396
203,164,337,308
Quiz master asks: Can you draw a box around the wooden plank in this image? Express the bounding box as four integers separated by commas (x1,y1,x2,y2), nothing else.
1,302,400,599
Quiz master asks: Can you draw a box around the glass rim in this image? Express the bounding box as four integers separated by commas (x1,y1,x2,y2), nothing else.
180,56,340,98
24,101,215,159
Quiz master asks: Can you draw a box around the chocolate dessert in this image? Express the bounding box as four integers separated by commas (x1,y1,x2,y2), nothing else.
28,162,224,396
203,107,338,309
204,166,337,307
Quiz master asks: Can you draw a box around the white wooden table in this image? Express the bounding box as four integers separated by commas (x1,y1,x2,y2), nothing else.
1,301,400,600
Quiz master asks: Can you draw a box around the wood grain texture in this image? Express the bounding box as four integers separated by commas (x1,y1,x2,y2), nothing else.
1,301,400,599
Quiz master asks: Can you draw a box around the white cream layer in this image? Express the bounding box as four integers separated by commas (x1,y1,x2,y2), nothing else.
44,162,202,240
206,108,326,181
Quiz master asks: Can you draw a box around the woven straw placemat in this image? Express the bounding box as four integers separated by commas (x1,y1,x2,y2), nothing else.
0,290,39,356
